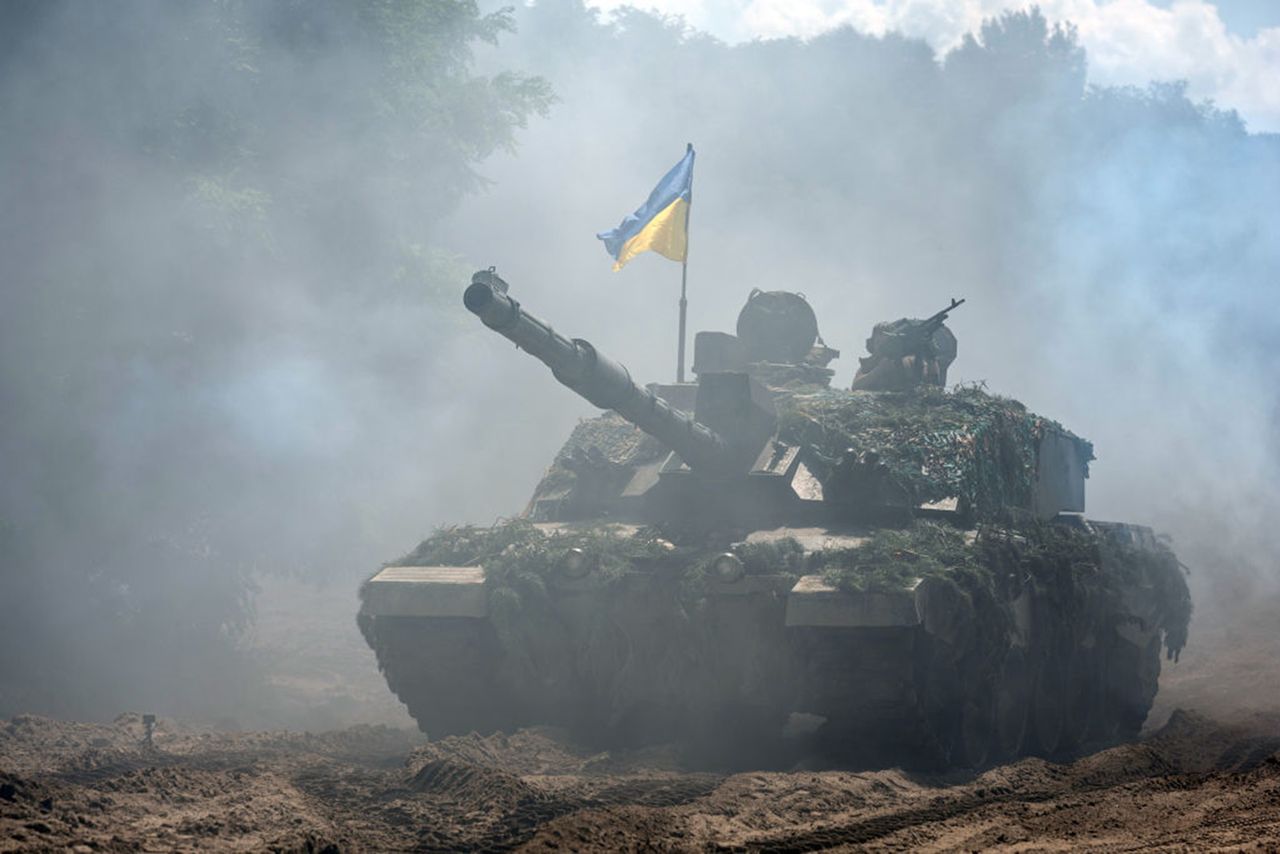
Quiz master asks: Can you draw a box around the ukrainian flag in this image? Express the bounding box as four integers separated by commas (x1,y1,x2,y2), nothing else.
597,145,694,271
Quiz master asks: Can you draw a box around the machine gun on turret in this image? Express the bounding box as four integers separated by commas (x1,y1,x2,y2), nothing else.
852,298,964,391
862,298,964,363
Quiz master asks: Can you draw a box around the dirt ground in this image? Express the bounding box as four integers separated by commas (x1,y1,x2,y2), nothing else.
3,576,1279,852
3,708,1279,852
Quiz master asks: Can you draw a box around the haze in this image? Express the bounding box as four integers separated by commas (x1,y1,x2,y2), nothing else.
0,0,1275,728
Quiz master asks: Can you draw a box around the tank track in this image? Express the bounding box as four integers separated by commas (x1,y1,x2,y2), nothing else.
791,593,1163,768
359,614,519,739
361,600,1162,768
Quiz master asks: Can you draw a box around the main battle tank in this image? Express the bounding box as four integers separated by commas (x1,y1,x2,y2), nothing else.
358,269,1191,769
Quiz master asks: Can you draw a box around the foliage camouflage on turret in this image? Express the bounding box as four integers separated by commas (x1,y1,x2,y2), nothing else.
529,386,1093,519
776,385,1094,518
528,413,667,505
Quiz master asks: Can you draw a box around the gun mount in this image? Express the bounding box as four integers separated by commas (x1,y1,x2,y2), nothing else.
852,299,964,392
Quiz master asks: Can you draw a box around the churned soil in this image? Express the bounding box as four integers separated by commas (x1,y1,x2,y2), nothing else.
2,709,1279,852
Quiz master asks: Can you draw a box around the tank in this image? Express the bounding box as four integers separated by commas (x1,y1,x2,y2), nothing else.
358,268,1192,769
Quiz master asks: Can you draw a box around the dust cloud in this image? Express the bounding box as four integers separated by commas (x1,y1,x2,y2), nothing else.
0,1,1276,728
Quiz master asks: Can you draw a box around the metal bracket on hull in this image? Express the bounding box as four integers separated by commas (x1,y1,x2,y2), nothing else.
785,575,922,628
361,566,487,618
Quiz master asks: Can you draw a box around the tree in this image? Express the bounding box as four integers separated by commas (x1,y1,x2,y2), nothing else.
0,0,550,721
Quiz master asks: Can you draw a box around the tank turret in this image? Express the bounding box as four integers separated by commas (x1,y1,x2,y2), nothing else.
468,270,1089,525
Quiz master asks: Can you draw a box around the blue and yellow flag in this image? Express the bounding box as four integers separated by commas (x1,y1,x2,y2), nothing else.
597,145,694,271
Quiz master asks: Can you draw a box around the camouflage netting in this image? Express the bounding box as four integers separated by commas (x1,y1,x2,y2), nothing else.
816,522,974,594
817,520,1191,661
392,519,803,616
396,519,677,591
745,361,836,389
530,386,1093,520
558,414,668,468
528,413,667,506
776,385,1094,517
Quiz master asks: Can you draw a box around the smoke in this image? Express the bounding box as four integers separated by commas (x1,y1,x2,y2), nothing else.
0,0,1275,724
0,0,551,721
449,2,1279,580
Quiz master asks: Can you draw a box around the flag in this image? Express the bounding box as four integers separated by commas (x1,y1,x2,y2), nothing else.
596,145,694,271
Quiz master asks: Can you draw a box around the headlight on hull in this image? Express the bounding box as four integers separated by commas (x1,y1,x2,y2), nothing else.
712,552,745,583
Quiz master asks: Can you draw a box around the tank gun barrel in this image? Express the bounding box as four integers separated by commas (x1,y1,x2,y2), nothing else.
464,269,735,473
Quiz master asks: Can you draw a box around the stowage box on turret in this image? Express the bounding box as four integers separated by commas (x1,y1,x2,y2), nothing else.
358,269,1191,769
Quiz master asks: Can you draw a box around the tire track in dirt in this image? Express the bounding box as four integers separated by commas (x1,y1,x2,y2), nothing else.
519,711,1280,852
396,756,723,851
765,719,1280,851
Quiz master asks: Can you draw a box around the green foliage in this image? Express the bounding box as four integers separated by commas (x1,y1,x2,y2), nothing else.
678,536,806,604
391,244,475,306
0,0,553,718
732,537,807,577
819,519,1190,661
560,414,670,467
186,175,275,251
401,518,678,592
976,523,1191,660
818,522,973,592
777,385,1093,518
181,1,554,278
946,8,1086,109
528,414,669,507
1005,523,1191,650
1099,536,1193,659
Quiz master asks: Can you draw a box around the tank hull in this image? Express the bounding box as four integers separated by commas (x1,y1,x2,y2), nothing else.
359,520,1182,769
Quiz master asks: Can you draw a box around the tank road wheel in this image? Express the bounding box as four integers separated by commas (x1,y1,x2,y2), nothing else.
1103,631,1163,742
367,616,513,739
686,704,790,769
1029,667,1066,758
1063,650,1103,753
994,647,1031,759
1088,690,1122,746
951,697,995,769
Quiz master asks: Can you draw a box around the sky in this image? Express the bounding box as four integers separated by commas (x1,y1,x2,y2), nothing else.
583,0,1280,132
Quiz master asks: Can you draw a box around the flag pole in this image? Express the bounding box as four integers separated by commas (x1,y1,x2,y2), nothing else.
677,261,688,383
677,142,693,383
